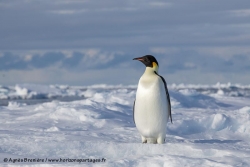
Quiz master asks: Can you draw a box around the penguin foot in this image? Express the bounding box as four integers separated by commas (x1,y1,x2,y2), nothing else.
147,138,157,144
141,136,164,144
157,137,165,144
141,136,147,143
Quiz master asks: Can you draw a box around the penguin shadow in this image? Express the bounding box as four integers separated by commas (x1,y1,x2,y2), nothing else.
192,139,241,144
165,136,242,144
169,90,232,109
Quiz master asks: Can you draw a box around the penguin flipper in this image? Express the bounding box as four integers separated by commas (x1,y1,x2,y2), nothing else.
154,72,172,123
133,100,136,124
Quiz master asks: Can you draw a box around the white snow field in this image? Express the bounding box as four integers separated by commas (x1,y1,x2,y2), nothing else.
0,83,250,167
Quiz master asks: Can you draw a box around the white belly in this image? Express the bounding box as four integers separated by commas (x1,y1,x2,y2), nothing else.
134,76,169,138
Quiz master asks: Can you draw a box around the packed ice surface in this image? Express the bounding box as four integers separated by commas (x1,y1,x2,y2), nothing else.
0,83,250,166
1,82,250,101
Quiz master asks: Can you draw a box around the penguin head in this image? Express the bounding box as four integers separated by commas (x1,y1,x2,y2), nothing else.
133,55,159,72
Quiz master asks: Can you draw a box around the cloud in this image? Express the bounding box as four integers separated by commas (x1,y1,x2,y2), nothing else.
0,50,128,71
62,52,84,68
1,0,249,51
31,52,64,68
0,52,28,70
1,0,250,85
150,47,250,74
230,9,250,17
1,47,250,76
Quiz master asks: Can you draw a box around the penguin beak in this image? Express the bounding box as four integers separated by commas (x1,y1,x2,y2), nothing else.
133,57,144,62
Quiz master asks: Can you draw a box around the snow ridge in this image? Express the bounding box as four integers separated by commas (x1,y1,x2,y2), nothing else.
0,84,250,166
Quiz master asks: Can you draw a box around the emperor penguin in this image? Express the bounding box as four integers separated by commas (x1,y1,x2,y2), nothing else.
133,55,172,144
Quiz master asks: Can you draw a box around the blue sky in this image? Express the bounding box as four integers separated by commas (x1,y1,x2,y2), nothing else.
0,0,250,85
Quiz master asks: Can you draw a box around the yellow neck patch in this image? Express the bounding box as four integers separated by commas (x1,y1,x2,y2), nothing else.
152,62,158,72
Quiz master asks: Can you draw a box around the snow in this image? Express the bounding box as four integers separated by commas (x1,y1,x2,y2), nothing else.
0,84,250,166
